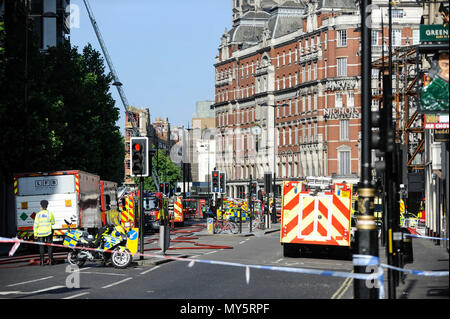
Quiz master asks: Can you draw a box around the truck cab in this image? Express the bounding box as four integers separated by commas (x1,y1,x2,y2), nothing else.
143,192,163,230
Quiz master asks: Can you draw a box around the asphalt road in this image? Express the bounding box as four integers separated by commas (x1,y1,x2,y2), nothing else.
0,224,355,302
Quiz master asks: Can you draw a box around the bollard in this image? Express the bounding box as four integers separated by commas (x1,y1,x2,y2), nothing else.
159,225,170,254
207,218,214,235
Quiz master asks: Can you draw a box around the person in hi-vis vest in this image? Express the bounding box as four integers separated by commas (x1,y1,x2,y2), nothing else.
34,200,55,265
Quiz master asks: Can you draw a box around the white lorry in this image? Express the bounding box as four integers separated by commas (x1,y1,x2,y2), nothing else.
14,170,103,241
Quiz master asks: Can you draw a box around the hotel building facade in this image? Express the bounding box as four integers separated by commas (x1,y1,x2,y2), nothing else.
213,0,422,197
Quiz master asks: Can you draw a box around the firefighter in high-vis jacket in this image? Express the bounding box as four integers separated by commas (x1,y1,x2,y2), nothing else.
34,200,55,265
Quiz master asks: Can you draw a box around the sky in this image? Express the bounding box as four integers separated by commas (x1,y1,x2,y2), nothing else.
69,0,231,132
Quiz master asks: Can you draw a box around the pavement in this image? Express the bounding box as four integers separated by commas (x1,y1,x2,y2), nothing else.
389,236,449,299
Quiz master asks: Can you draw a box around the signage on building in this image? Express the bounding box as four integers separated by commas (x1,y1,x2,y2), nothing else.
434,128,449,142
424,113,449,129
420,24,449,42
323,107,360,120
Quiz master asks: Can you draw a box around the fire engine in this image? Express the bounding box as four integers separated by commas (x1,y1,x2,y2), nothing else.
182,198,206,220
280,178,353,258
143,192,163,230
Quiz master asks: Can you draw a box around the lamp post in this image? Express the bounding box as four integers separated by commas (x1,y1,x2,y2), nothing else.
260,102,289,227
353,0,379,299
272,103,289,225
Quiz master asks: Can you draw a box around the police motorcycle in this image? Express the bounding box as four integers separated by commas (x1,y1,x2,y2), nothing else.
63,218,134,269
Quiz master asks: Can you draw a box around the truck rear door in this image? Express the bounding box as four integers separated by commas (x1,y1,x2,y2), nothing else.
15,175,79,235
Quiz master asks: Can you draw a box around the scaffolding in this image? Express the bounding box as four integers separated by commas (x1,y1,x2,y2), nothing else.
372,45,424,173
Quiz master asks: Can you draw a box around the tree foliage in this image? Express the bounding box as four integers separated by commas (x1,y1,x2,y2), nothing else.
0,10,124,184
134,149,182,192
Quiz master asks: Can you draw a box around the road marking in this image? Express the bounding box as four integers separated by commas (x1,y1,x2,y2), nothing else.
239,240,246,244
274,258,283,264
140,265,160,275
76,271,127,277
0,285,65,296
331,271,354,299
7,276,54,287
63,292,90,299
204,250,217,255
101,277,133,289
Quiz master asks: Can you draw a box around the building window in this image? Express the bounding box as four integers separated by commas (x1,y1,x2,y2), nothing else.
337,30,347,47
313,62,317,80
337,57,347,76
340,120,349,141
335,92,343,108
412,29,419,45
371,30,378,46
339,150,351,176
347,92,354,107
391,29,402,46
391,9,404,18
302,65,306,83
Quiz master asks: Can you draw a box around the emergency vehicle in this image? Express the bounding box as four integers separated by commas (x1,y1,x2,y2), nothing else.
100,180,119,226
118,192,137,230
182,198,206,220
280,179,353,257
143,192,163,230
14,170,103,241
172,196,185,226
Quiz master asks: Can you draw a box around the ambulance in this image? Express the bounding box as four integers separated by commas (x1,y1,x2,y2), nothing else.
280,179,353,258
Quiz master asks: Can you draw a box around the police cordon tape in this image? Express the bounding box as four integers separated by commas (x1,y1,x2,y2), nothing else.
404,233,449,241
0,236,448,299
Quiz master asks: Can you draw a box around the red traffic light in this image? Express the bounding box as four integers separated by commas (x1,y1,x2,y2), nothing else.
134,143,141,151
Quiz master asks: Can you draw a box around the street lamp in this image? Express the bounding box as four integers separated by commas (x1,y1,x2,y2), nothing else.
260,102,289,225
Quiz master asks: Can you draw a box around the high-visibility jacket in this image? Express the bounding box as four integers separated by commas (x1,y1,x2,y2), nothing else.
34,209,55,237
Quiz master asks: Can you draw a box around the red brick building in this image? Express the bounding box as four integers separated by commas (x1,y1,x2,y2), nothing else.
214,0,421,197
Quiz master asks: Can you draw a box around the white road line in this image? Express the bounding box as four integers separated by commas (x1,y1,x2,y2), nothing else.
0,285,65,296
204,251,217,255
140,265,160,275
101,277,133,289
63,292,90,299
7,276,54,287
76,271,127,276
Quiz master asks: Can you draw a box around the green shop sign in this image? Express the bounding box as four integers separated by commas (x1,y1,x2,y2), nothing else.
420,24,449,42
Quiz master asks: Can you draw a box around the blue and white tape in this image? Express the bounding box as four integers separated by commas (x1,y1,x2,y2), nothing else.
381,263,450,277
1,236,448,299
404,233,449,241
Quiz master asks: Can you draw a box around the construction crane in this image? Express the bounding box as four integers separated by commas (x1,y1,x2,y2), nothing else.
82,0,161,190
82,0,139,136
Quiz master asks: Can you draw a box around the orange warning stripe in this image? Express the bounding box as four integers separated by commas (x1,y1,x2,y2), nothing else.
281,181,351,247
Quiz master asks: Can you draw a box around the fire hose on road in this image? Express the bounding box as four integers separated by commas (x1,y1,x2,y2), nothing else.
144,223,234,251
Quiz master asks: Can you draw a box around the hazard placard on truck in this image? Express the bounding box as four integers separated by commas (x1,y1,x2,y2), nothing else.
14,170,102,241
280,181,353,257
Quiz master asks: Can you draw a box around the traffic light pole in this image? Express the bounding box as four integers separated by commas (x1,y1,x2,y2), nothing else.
353,0,379,299
139,176,144,260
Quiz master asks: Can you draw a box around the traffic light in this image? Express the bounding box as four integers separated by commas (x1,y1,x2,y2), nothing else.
219,172,226,193
130,137,149,177
372,74,394,155
159,183,164,193
165,183,170,196
250,181,258,196
212,170,219,193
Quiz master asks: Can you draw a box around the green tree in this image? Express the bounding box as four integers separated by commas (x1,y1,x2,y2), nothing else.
0,5,124,184
134,149,182,192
